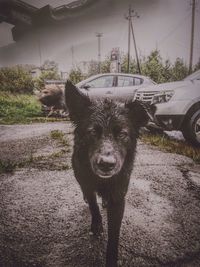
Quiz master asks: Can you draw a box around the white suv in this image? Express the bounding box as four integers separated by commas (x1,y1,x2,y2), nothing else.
135,70,200,146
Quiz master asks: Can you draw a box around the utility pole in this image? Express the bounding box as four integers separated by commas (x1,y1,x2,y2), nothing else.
126,6,131,73
130,19,141,74
38,39,42,67
96,32,103,73
189,0,196,74
37,31,42,67
125,6,140,74
71,45,75,67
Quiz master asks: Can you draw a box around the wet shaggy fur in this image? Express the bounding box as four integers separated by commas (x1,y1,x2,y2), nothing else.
38,84,66,110
65,80,152,267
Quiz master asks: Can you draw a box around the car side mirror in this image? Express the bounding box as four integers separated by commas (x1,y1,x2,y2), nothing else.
82,84,91,90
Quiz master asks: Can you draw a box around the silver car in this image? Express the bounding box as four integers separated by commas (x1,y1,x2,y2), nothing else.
135,70,200,146
76,73,156,101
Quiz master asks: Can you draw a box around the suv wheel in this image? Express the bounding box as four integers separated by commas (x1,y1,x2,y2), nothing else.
182,109,200,147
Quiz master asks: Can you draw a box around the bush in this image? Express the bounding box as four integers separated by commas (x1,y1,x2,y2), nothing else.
0,66,34,94
34,70,61,90
171,58,188,81
68,67,84,84
0,92,42,124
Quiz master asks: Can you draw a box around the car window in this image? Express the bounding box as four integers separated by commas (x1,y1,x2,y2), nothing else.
117,76,143,87
184,70,200,81
134,77,143,85
118,76,134,87
86,76,114,88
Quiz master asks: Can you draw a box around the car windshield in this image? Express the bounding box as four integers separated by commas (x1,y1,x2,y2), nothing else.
184,70,200,81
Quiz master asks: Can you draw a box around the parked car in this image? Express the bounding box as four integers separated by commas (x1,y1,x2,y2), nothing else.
76,73,156,100
135,69,200,146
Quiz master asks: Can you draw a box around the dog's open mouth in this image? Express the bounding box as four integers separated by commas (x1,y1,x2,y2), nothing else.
90,151,124,179
91,163,121,179
95,170,116,179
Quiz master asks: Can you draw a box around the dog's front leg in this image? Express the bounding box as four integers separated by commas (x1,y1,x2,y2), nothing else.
106,198,125,267
86,191,103,236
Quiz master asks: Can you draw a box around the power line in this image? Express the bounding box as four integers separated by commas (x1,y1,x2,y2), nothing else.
157,12,191,46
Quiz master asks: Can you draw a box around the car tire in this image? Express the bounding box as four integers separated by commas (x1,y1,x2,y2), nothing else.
182,109,200,147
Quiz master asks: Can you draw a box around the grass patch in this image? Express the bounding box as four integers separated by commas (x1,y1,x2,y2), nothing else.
0,160,17,173
50,130,69,146
0,91,68,124
141,133,200,164
0,149,71,174
0,91,43,124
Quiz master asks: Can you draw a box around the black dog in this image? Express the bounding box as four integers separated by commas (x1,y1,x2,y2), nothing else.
65,81,153,267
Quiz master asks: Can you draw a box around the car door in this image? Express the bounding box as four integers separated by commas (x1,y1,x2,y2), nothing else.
115,75,143,101
80,75,116,98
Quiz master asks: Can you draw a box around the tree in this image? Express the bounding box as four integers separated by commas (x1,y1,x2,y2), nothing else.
194,58,200,71
87,60,99,76
120,53,138,74
34,60,61,90
68,67,84,84
171,58,188,81
41,60,58,72
141,50,167,83
101,57,111,73
0,66,34,94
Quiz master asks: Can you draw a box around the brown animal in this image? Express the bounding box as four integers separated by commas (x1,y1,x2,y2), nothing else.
38,84,67,117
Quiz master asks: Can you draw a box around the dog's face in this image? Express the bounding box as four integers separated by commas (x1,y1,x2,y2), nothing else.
65,81,154,179
86,101,133,178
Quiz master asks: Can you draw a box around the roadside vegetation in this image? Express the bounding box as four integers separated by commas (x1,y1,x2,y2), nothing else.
68,49,200,84
0,130,71,174
0,92,42,124
0,51,200,162
1,51,199,124
141,133,200,164
0,61,66,124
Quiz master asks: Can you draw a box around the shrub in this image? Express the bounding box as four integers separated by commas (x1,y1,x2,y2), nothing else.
0,66,34,94
0,92,42,124
34,70,61,90
68,67,84,84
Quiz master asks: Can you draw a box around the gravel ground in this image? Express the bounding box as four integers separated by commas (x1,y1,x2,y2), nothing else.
0,122,200,267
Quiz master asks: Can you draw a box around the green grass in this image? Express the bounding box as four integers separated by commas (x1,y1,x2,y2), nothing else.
50,130,69,146
141,133,200,164
0,160,17,173
0,92,43,124
0,148,71,174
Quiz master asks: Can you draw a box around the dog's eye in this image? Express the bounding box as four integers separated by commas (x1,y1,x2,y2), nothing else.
118,130,129,138
87,125,102,137
87,128,96,135
113,126,128,138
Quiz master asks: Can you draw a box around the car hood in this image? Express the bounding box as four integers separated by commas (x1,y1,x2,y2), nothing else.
137,80,193,92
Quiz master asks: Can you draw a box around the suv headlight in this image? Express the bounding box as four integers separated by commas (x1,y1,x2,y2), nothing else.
152,90,174,104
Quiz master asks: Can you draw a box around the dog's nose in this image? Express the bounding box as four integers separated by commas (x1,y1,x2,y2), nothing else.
97,156,116,172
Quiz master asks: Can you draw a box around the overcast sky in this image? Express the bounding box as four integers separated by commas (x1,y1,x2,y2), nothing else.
0,0,199,72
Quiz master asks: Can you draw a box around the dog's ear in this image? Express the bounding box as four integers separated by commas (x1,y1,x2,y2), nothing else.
125,100,156,128
65,80,91,124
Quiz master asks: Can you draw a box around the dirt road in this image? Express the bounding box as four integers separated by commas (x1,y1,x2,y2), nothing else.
0,122,200,267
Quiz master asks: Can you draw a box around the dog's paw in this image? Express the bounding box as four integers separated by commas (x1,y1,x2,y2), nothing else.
102,198,108,209
90,221,103,236
83,194,88,204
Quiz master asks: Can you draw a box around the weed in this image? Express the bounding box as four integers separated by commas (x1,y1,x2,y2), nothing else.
141,133,200,164
0,92,41,124
0,160,17,173
0,92,68,124
50,130,69,146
